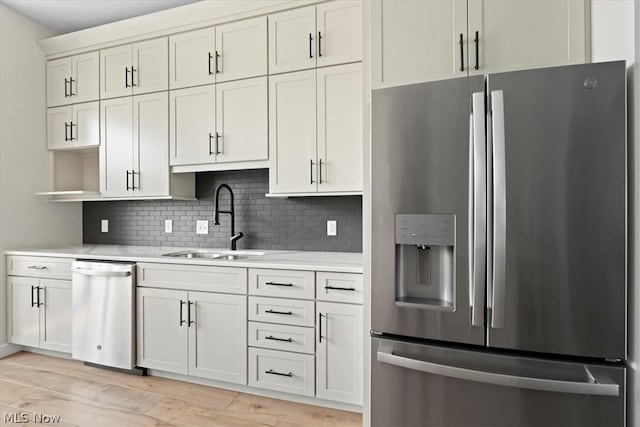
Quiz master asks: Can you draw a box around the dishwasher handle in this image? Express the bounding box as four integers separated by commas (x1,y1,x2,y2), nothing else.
71,267,131,277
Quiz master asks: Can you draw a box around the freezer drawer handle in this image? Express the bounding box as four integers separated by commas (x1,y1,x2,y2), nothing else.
377,341,620,396
71,267,131,278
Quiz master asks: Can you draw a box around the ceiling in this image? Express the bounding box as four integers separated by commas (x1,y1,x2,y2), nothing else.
1,0,201,34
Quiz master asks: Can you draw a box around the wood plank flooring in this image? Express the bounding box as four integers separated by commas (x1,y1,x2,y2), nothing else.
0,352,362,427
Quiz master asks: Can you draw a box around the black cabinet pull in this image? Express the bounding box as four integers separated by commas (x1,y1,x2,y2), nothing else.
36,286,42,307
208,52,213,75
126,170,131,191
215,132,221,154
473,31,479,70
265,369,293,377
310,159,315,184
308,33,313,58
324,285,356,291
208,133,214,155
459,33,464,72
265,335,293,343
265,309,293,316
130,67,137,87
27,266,47,270
188,301,195,326
69,122,75,141
131,170,138,190
64,78,69,97
69,77,75,96
125,67,130,88
64,122,70,142
318,158,323,184
215,51,221,74
179,300,186,326
318,312,323,343
31,285,36,307
318,31,322,57
265,281,293,287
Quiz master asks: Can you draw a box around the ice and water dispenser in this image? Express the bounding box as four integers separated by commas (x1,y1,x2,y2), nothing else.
395,214,455,311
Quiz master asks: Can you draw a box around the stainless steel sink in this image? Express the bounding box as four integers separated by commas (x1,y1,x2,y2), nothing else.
162,250,265,260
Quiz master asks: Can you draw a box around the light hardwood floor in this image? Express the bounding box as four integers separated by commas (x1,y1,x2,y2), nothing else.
0,352,362,427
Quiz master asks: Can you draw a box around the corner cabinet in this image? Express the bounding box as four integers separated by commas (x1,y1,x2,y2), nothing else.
269,63,362,195
371,0,588,88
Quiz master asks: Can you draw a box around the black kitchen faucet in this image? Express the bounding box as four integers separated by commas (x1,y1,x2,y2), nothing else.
213,183,244,250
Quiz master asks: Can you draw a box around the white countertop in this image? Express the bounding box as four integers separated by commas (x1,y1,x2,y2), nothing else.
5,245,363,273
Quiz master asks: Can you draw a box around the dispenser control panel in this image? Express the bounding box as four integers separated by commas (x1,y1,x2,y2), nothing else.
395,214,455,246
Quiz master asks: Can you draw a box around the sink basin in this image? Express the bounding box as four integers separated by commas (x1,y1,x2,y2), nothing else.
162,250,266,260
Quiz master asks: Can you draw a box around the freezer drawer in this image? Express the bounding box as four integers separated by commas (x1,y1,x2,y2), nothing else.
371,337,625,427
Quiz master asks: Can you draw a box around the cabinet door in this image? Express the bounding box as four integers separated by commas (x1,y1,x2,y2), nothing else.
316,1,362,67
268,70,317,194
71,51,100,103
71,101,99,149
47,106,72,150
371,0,467,88
216,77,267,163
169,85,216,166
133,38,169,95
169,28,215,89
468,0,587,75
215,16,267,83
133,93,169,197
47,57,71,107
268,6,316,74
317,64,362,193
39,279,72,353
100,97,133,197
137,288,189,374
316,302,363,405
100,45,133,99
7,276,40,348
188,292,247,384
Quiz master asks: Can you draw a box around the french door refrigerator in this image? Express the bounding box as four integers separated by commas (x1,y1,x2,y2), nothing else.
370,61,627,426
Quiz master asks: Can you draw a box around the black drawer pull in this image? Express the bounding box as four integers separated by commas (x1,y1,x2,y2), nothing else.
265,369,293,377
324,285,356,291
265,309,293,315
265,335,293,343
265,281,293,287
28,266,47,270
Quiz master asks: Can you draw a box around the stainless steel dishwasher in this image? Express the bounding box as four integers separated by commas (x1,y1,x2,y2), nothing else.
71,260,136,370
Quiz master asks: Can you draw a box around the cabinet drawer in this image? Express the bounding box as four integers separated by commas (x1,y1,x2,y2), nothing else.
249,268,314,299
137,263,247,294
248,296,314,327
248,347,314,396
248,322,314,354
316,272,363,304
7,256,72,280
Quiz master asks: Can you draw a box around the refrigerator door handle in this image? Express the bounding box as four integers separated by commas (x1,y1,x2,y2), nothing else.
469,92,486,327
377,341,619,396
490,90,506,329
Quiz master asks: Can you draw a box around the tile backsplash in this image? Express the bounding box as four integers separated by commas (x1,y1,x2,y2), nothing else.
83,169,362,252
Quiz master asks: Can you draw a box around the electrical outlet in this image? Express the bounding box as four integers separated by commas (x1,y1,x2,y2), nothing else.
327,220,337,236
196,220,208,235
101,219,109,233
165,219,173,233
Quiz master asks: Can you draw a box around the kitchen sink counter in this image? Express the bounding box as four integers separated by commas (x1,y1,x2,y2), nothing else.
5,245,363,273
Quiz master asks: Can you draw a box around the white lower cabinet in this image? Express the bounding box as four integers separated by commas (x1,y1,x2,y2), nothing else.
316,301,363,405
8,276,72,353
137,287,247,385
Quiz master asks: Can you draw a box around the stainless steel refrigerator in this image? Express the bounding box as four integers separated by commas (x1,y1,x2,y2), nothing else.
370,61,627,426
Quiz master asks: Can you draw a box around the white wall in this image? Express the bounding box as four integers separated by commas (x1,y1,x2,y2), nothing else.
591,0,639,424
0,4,82,352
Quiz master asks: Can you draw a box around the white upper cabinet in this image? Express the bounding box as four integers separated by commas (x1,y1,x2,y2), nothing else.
215,16,267,83
316,0,362,67
316,63,362,193
47,52,99,107
372,0,588,88
47,102,99,150
100,97,134,198
269,70,317,194
169,28,216,89
268,6,316,74
169,85,216,166
215,77,268,163
467,0,587,75
101,38,168,99
371,0,467,88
